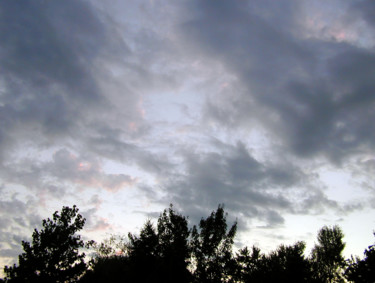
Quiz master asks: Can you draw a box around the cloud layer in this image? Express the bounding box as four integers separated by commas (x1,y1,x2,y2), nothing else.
1,0,374,267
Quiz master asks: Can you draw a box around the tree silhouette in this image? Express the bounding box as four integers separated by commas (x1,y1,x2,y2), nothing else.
124,220,160,282
345,232,375,283
8,203,374,282
191,204,237,283
233,246,266,282
311,225,346,282
234,242,311,282
79,234,129,282
81,205,192,283
3,205,92,283
156,205,192,283
265,241,312,282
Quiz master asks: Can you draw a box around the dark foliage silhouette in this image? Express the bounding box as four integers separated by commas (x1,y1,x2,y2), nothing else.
191,204,237,283
233,246,265,282
2,204,375,282
310,225,346,282
3,205,92,283
81,205,192,283
156,205,192,282
345,232,375,283
264,241,312,282
233,242,312,282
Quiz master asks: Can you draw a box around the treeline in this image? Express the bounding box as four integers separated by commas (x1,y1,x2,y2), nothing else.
1,205,374,282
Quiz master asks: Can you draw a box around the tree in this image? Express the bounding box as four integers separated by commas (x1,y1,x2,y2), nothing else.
3,205,92,283
233,246,266,282
127,220,160,282
345,232,375,283
265,241,312,282
91,234,127,258
156,205,192,283
79,255,132,283
191,204,237,283
79,235,129,282
311,225,346,282
234,242,311,283
81,205,192,283
126,205,192,282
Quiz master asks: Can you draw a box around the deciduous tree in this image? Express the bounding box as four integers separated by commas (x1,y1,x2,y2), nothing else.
191,204,237,283
265,241,311,282
233,246,266,282
3,205,91,283
345,232,375,283
82,205,192,283
311,225,346,282
157,205,192,283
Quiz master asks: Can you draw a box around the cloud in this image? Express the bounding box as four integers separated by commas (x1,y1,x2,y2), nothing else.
0,195,42,263
0,0,154,161
179,0,375,164
48,149,137,192
352,0,375,27
83,207,113,233
158,141,338,229
2,148,137,193
0,0,175,200
0,0,107,139
1,0,374,269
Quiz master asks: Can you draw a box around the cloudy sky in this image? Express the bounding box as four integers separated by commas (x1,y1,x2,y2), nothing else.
1,0,375,269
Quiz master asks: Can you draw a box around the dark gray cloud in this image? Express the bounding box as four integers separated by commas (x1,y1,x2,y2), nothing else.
179,0,375,163
0,0,148,161
352,0,375,27
1,0,374,269
0,0,173,196
85,134,174,175
159,141,337,229
0,0,108,133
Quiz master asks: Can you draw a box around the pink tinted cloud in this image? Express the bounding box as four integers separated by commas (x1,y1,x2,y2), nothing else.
137,96,146,119
50,149,137,192
86,217,113,232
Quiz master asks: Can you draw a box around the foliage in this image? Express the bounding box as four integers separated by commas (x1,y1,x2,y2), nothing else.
233,246,266,282
345,233,375,283
81,205,192,283
156,205,192,282
79,255,131,283
310,225,346,283
3,204,375,283
233,242,311,282
264,241,312,282
91,234,127,258
191,204,237,283
3,205,92,283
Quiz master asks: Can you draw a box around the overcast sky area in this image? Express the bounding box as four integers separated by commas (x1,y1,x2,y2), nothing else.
1,0,375,269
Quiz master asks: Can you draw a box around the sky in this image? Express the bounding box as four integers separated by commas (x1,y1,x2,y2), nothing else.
1,0,375,270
